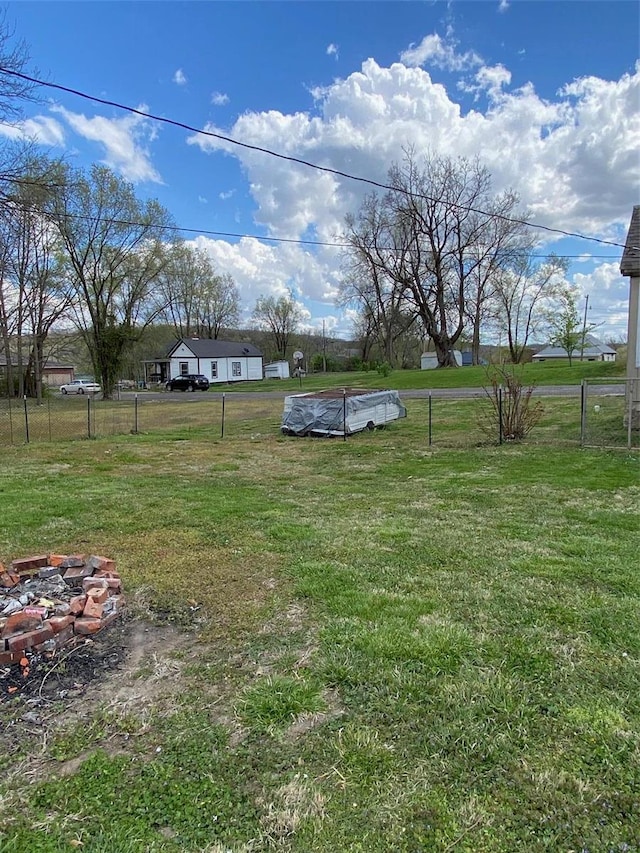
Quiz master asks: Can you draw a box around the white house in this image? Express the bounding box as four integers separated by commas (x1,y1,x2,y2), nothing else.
167,339,263,384
532,336,616,363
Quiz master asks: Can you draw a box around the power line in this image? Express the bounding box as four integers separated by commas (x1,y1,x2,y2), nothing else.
0,177,623,261
0,66,635,252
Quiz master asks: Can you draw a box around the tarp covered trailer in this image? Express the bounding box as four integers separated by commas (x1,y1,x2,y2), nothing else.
281,388,407,437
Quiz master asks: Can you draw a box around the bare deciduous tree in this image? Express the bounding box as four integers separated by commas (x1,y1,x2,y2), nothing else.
252,293,303,360
343,150,527,367
157,244,240,339
492,253,569,363
0,154,71,399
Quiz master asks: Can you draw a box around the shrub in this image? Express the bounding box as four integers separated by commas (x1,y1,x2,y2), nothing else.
480,366,544,441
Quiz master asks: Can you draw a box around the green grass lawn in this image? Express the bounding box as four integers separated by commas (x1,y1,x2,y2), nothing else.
0,400,638,852
210,359,625,395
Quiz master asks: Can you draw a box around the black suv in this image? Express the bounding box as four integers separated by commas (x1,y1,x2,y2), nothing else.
166,374,210,392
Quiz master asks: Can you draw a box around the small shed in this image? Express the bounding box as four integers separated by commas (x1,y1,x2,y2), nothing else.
264,360,290,379
281,388,406,437
421,350,462,369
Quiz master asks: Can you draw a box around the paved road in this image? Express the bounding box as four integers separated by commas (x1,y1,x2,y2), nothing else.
111,383,625,403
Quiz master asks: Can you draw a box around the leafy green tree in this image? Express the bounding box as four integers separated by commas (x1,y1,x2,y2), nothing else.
547,290,596,366
49,164,175,398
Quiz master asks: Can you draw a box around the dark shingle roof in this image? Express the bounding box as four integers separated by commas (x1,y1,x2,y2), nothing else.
620,205,640,277
168,338,262,358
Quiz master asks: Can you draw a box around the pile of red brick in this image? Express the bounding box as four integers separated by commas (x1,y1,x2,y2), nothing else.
0,554,125,666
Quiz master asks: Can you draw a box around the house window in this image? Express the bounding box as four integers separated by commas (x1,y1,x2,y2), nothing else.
232,361,242,377
211,361,218,378
179,362,189,376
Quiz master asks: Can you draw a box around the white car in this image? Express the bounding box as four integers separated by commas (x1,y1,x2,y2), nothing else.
60,379,101,395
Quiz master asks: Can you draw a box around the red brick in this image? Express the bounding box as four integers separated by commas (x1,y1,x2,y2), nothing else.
23,606,48,619
69,595,87,615
47,554,68,567
87,555,117,573
0,649,23,665
53,603,71,617
83,597,104,619
1,611,43,639
63,565,94,585
46,615,75,634
94,570,121,580
75,610,119,635
74,616,102,635
86,586,108,604
60,555,86,569
52,624,75,649
7,625,54,652
82,576,109,592
106,578,122,593
11,555,49,574
0,570,20,588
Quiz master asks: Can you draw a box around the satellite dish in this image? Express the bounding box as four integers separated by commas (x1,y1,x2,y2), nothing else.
293,351,304,361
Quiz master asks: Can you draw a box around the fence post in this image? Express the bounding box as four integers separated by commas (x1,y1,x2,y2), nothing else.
8,396,13,445
87,396,91,438
343,390,347,442
221,393,225,438
48,396,52,442
580,379,586,448
428,391,432,447
23,395,29,444
498,386,503,445
134,394,139,434
628,379,634,450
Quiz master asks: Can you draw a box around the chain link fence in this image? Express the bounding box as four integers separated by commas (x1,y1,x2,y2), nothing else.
0,385,638,449
580,379,640,449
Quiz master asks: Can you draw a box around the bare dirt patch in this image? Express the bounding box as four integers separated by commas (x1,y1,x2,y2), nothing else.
0,614,198,762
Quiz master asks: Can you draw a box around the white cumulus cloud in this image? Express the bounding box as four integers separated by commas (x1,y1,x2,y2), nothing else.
51,105,162,183
400,33,482,71
173,69,187,86
186,45,638,338
0,115,66,146
327,43,339,59
571,262,630,341
211,91,229,106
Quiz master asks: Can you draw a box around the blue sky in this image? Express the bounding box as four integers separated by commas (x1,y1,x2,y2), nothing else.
2,1,639,340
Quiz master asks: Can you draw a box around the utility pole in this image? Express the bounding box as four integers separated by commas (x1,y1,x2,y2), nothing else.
580,294,589,361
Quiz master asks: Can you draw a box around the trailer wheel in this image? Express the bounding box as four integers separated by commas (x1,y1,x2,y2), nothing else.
366,420,375,431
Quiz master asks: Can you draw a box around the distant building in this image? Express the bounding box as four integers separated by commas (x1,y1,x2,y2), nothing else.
144,338,263,385
264,360,290,379
0,356,75,387
421,350,462,369
531,336,616,363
